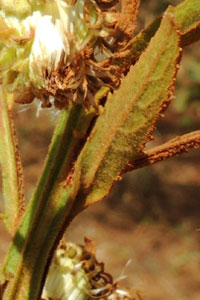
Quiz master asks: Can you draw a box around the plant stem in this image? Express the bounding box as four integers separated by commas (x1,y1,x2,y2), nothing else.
2,103,95,300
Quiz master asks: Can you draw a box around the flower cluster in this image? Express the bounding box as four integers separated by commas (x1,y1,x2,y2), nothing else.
42,239,143,300
0,0,138,110
42,239,114,300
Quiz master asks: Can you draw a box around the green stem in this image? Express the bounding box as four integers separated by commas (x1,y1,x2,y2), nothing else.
0,87,24,234
2,103,95,299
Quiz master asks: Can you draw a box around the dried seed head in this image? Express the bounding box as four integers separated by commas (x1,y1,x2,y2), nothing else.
0,0,139,110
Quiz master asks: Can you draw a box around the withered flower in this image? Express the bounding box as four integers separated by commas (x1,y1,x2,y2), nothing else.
42,240,143,300
0,0,139,109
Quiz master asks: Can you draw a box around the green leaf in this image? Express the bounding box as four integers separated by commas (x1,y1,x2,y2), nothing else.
168,0,200,46
0,87,24,233
113,0,200,73
112,17,162,70
74,13,182,208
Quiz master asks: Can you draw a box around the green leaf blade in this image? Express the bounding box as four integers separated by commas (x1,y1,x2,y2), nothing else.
76,13,182,206
114,0,200,73
0,88,24,233
169,0,200,46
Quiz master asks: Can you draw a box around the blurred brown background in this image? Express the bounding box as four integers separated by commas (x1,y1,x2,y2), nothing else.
1,1,200,299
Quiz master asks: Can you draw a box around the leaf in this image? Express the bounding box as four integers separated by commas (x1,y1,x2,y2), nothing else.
0,87,25,233
113,0,200,73
73,13,182,208
130,130,200,170
168,0,200,46
112,17,162,71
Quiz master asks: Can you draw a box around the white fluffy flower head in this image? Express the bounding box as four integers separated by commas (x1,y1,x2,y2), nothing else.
29,12,65,87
